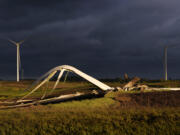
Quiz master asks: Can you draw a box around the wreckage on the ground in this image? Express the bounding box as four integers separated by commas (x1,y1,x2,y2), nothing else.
0,65,180,109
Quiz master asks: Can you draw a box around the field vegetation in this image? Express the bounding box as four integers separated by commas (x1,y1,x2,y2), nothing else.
0,80,179,135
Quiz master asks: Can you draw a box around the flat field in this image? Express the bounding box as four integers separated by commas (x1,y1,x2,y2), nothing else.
0,81,179,135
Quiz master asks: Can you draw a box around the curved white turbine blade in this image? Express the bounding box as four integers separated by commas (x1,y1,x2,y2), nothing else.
53,69,65,90
64,71,69,83
19,65,114,101
21,71,57,100
8,39,17,46
18,39,25,45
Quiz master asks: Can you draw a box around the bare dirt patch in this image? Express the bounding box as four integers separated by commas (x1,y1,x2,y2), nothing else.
114,91,180,108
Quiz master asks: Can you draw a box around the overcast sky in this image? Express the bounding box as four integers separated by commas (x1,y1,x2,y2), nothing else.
0,0,180,80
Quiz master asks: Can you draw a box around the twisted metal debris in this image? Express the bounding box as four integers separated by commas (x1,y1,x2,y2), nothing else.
0,65,114,109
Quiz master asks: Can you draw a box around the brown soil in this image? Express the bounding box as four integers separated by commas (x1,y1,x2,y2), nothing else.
114,91,180,108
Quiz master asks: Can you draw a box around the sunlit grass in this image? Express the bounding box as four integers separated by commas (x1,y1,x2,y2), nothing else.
0,98,179,135
0,81,179,135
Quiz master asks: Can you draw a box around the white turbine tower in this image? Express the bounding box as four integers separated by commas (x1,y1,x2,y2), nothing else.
164,46,168,81
8,39,25,82
163,44,178,81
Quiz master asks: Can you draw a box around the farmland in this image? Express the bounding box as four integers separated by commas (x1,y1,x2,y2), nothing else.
0,80,179,135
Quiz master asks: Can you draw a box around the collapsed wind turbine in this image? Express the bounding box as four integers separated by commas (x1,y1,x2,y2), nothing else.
8,39,25,82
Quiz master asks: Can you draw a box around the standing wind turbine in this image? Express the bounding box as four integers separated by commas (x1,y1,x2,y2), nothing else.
8,39,25,82
164,46,168,81
163,44,178,81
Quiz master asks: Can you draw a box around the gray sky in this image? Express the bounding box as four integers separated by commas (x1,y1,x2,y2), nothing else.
0,0,180,80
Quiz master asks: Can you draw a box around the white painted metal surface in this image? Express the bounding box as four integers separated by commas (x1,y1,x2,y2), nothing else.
8,39,25,82
17,44,20,82
22,65,114,99
149,87,180,91
164,46,168,81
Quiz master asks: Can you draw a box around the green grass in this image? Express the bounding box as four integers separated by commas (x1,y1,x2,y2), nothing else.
0,81,179,135
0,81,96,100
0,99,179,135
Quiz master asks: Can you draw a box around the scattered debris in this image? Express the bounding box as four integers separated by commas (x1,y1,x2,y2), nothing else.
0,91,102,109
0,65,112,109
123,77,140,91
116,87,123,91
1,65,179,109
92,90,99,95
136,84,149,91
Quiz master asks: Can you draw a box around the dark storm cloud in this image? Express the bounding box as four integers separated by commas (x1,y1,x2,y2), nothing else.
0,0,180,80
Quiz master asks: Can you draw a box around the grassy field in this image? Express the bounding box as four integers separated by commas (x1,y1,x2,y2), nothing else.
0,81,179,135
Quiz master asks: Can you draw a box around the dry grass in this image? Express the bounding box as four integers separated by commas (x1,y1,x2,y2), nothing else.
0,81,179,135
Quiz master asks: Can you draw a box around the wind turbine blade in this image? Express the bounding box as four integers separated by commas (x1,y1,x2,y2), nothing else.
53,69,65,90
21,71,57,100
8,39,17,46
18,39,26,45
